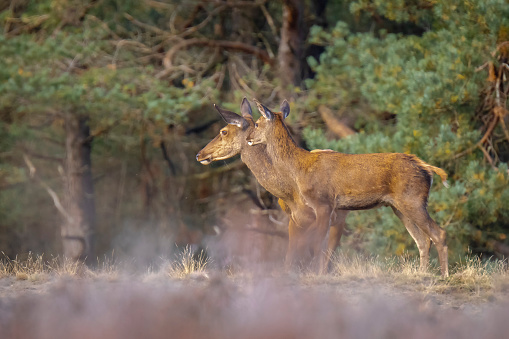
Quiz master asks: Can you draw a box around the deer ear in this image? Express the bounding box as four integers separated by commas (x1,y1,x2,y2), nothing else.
214,104,249,129
253,98,274,120
280,100,290,119
240,97,252,118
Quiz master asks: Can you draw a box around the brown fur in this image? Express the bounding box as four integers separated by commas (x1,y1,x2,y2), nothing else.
247,99,449,276
196,99,347,269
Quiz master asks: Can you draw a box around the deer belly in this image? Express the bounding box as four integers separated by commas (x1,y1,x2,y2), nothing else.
335,193,383,210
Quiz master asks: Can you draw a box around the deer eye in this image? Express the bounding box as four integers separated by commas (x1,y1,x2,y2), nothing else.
255,123,258,128
221,130,227,136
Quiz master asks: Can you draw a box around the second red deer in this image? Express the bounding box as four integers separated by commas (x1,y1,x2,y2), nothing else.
247,99,449,277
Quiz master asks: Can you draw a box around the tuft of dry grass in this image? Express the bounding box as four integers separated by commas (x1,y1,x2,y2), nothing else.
84,253,121,281
446,254,507,293
167,246,210,280
1,252,48,281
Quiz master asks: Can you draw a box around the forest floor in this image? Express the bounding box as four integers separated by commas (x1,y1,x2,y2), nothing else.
0,253,508,339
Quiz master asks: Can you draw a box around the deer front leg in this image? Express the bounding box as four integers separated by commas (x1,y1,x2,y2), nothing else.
306,204,334,275
285,216,301,269
324,210,348,272
284,203,315,270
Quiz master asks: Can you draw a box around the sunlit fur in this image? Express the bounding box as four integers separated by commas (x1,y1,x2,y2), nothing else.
247,99,449,277
196,99,348,269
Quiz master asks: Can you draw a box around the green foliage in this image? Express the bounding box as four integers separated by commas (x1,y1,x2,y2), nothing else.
304,0,509,258
0,1,219,256
1,0,508,264
0,30,216,125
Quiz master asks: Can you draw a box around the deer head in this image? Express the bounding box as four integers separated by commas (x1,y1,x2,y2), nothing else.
246,99,290,146
196,98,254,165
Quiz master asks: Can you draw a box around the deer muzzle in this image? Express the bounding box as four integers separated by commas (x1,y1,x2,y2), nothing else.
196,152,212,165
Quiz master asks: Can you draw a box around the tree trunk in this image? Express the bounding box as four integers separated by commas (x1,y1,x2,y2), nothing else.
62,113,96,263
278,0,305,98
305,0,328,79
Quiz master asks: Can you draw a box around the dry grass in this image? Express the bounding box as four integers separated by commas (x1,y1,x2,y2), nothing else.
1,250,506,295
1,252,49,281
167,246,210,279
298,251,508,300
0,248,210,283
446,255,507,296
1,266,509,339
1,251,509,339
0,252,121,281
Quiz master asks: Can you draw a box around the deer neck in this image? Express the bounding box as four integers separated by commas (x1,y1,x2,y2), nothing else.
240,141,296,201
266,120,308,171
241,143,271,173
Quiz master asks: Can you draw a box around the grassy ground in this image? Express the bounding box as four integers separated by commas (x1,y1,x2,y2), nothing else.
0,250,508,339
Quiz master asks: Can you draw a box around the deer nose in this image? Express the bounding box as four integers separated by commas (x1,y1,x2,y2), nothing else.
196,153,200,161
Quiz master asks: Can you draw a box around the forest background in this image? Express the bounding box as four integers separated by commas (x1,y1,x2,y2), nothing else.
0,0,508,268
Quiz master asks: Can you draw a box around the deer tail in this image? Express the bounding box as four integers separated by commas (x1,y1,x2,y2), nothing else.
427,165,449,188
413,156,449,188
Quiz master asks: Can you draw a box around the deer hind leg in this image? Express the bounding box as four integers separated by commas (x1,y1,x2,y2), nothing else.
398,205,449,277
391,206,431,272
323,210,348,272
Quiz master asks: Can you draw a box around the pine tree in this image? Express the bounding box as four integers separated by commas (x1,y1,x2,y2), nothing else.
302,0,509,260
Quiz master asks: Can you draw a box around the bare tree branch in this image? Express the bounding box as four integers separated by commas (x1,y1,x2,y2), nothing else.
20,147,64,163
318,105,356,138
124,13,171,37
178,5,226,38
23,154,73,223
157,38,273,78
144,0,174,10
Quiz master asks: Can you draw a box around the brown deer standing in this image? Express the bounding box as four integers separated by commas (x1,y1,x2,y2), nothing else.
246,99,449,277
196,98,348,269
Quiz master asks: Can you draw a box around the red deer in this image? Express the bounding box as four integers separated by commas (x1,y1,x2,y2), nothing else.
246,99,449,277
196,98,348,269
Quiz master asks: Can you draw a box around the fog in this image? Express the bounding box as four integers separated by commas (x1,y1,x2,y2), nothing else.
1,274,507,339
